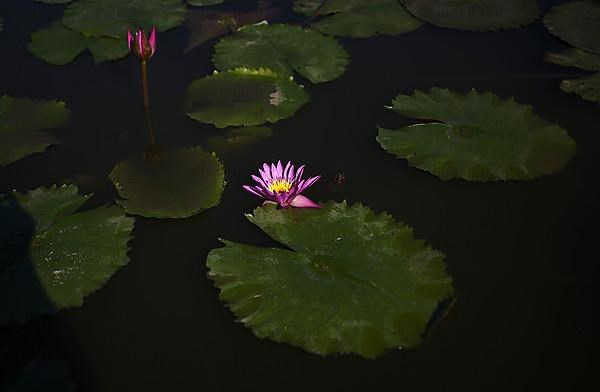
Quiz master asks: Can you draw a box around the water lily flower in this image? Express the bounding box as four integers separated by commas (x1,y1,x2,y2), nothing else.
243,161,321,208
127,27,157,61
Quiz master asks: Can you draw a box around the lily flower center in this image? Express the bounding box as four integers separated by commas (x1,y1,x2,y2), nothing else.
268,179,293,193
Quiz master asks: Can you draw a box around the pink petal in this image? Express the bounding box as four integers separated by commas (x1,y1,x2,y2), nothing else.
271,163,278,179
127,30,133,51
251,174,268,189
243,185,264,198
276,160,284,178
295,165,305,182
289,195,320,208
149,26,157,56
262,163,272,180
298,175,321,193
283,161,291,179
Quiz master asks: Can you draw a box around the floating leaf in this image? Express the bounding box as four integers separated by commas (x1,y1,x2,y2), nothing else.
377,88,576,181
29,22,128,65
544,1,600,55
109,146,225,219
0,96,69,166
63,0,186,38
546,48,600,104
0,185,134,325
401,0,539,31
207,201,454,358
308,0,422,38
186,68,309,128
207,126,273,154
213,22,349,83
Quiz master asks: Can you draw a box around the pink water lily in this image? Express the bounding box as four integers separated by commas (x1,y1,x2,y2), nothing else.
243,161,321,208
127,27,157,61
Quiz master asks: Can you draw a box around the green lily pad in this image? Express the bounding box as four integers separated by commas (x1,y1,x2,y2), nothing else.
29,22,128,65
401,0,539,31
307,0,422,38
0,96,70,166
213,22,349,83
186,68,309,128
546,48,600,104
109,146,225,219
377,88,576,181
63,0,186,38
544,1,600,55
207,201,454,358
0,185,134,325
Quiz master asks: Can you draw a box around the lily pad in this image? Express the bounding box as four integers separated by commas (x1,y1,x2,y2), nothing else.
401,0,539,31
186,68,309,128
544,1,600,55
213,22,349,83
546,48,600,104
377,88,576,181
29,22,128,65
109,146,225,219
63,0,186,38
307,0,422,38
207,201,454,358
0,95,70,166
0,185,134,325
292,0,323,15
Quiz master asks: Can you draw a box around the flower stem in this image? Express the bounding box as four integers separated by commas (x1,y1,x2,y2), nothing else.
140,60,156,145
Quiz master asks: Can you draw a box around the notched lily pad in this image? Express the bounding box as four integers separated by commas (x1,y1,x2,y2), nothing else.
207,201,454,358
544,1,600,55
213,22,349,83
401,0,539,31
306,0,422,38
63,0,186,38
186,68,309,128
0,185,134,325
546,48,600,104
377,88,576,181
0,95,69,166
109,146,225,219
29,22,128,65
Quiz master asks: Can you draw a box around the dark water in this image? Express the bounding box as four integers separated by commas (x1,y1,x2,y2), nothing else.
0,0,596,390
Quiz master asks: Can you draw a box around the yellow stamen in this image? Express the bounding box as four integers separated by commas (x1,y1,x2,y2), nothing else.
267,179,292,193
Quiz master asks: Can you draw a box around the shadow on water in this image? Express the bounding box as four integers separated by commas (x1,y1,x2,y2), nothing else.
0,195,83,391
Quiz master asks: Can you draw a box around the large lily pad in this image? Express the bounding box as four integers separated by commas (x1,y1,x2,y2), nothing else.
377,88,576,181
109,146,225,219
304,0,422,38
63,0,186,38
401,0,539,31
207,201,454,358
186,68,309,128
29,22,128,65
0,96,69,166
544,1,600,55
213,22,349,83
0,185,134,325
546,48,600,104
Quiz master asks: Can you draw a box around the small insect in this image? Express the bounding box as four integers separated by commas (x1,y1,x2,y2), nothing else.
333,172,345,185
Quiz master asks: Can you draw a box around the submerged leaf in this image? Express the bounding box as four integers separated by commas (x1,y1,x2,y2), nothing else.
377,88,576,181
308,0,422,38
186,68,309,128
546,48,600,104
401,0,539,31
544,1,600,55
0,185,134,325
109,146,225,219
213,23,349,83
207,201,453,358
0,96,69,166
